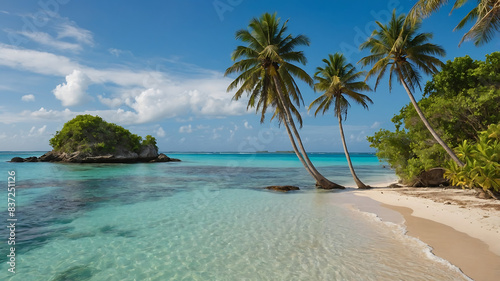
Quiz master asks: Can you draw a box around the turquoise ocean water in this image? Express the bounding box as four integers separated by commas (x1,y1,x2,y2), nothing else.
0,152,469,280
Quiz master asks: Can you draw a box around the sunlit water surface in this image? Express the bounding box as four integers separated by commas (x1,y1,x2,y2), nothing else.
0,152,469,280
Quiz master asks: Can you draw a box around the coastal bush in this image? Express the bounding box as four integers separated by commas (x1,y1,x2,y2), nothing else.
445,123,500,195
49,115,158,155
142,135,157,149
368,52,500,184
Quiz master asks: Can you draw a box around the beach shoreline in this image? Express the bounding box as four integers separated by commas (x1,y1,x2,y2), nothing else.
349,185,500,281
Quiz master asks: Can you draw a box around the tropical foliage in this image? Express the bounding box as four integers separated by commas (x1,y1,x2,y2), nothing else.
367,52,500,184
408,0,500,46
445,123,500,195
359,9,464,167
310,53,372,188
225,12,343,189
49,115,158,155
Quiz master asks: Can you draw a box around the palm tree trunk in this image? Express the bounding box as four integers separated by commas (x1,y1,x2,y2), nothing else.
272,75,344,189
282,118,315,178
287,106,344,189
338,116,369,189
398,70,465,167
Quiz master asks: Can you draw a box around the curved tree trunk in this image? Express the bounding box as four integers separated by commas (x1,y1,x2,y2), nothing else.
282,119,315,178
287,108,344,189
338,117,369,189
398,70,465,167
272,75,344,189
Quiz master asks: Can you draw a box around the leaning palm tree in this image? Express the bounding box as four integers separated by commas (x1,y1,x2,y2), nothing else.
407,0,500,46
310,53,373,189
359,10,464,167
225,12,343,189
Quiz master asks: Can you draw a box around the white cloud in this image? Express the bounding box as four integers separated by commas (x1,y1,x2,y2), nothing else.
196,125,210,130
188,83,247,116
370,121,381,129
7,14,93,52
108,48,132,57
53,70,92,106
179,124,192,133
28,125,47,136
0,45,251,124
27,107,75,121
56,22,94,46
156,127,166,137
38,125,47,134
18,31,82,51
98,95,123,108
212,127,223,140
21,94,35,102
0,45,79,76
244,121,253,129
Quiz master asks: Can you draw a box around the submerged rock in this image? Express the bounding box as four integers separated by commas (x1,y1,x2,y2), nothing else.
265,185,300,192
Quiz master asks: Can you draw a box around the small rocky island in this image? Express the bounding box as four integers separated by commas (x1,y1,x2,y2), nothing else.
11,115,180,163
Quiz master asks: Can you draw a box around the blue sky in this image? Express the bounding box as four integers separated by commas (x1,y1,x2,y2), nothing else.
0,0,498,152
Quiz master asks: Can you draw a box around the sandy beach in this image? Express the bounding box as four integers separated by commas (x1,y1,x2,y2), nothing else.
351,186,500,281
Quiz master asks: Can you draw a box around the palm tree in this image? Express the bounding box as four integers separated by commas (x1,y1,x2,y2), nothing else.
359,10,465,167
407,0,500,46
310,53,373,189
225,12,343,189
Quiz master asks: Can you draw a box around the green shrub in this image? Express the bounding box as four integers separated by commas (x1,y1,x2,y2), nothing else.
445,123,500,193
368,52,500,183
49,115,158,155
142,135,157,147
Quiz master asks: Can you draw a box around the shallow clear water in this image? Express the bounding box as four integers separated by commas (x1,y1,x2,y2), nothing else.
0,152,469,280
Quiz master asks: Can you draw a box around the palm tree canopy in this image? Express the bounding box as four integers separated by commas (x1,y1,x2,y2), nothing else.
310,53,373,121
358,10,446,92
225,12,313,127
407,0,500,46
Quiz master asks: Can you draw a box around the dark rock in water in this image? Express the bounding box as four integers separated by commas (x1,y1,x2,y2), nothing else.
11,150,181,164
265,185,300,192
25,156,39,162
52,265,95,281
412,168,449,187
10,157,25,162
39,151,62,162
150,153,181,162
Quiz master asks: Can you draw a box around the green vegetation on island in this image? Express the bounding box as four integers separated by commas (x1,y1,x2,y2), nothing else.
6,114,180,163
49,114,158,155
368,52,500,195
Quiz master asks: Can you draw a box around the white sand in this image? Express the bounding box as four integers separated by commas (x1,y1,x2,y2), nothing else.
354,187,500,255
352,185,500,281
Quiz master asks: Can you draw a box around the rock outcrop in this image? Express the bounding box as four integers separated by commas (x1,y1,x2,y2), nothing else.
9,115,180,164
265,185,300,192
10,146,180,163
411,168,449,187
